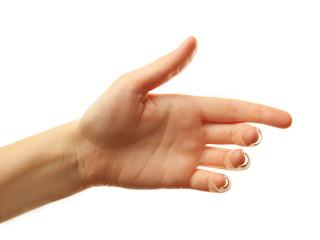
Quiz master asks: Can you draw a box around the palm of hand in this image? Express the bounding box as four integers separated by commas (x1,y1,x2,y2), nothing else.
78,91,206,190
115,93,206,189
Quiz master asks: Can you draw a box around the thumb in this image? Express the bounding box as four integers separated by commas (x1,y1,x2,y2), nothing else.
114,36,198,95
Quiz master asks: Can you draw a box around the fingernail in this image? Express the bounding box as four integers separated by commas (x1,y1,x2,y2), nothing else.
250,128,262,147
230,149,245,169
239,152,251,170
216,176,232,193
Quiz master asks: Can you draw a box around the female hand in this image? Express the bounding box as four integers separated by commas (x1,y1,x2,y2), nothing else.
75,37,292,193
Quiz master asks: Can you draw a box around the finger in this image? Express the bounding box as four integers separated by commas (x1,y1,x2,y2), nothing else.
199,147,251,170
197,96,292,128
204,123,262,146
114,36,198,95
189,169,231,193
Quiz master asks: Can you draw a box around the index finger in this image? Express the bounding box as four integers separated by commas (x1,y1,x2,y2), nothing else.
197,96,292,128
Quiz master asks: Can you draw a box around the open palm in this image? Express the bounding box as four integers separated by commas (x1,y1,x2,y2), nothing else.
76,37,292,193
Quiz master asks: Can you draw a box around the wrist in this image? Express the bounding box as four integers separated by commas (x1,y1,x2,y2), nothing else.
61,120,90,191
70,120,116,188
68,120,100,189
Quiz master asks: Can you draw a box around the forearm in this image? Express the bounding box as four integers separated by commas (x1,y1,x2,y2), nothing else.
0,121,84,223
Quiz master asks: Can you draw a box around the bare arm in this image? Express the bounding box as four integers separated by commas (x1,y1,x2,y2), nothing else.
0,122,84,222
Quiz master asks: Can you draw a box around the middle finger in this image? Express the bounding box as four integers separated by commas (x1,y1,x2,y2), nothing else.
203,123,262,146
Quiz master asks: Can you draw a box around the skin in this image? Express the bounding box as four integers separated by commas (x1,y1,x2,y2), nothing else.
0,36,292,223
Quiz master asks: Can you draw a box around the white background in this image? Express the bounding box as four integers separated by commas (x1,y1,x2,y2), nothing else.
0,0,319,239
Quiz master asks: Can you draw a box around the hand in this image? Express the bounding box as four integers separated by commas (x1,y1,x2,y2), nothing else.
75,37,292,193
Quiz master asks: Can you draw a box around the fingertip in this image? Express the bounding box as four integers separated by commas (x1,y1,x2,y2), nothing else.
213,175,231,193
275,111,293,129
188,36,198,50
184,36,197,47
230,150,251,170
242,127,260,146
190,36,198,60
282,112,293,128
267,107,293,129
180,36,198,58
230,149,246,167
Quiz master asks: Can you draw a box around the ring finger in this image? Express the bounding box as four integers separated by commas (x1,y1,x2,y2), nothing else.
199,146,251,170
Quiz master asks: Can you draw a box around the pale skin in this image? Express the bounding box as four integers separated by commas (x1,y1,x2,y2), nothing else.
0,37,292,223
